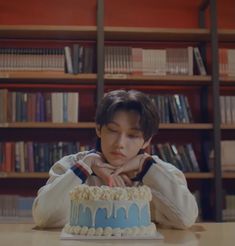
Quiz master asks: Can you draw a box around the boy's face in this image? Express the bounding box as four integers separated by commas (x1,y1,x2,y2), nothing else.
96,110,150,167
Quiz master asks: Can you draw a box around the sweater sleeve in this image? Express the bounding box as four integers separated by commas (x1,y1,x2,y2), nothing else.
142,155,198,229
32,153,92,228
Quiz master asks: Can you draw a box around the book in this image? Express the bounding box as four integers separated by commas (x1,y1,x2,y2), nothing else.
221,141,235,171
185,143,200,172
64,46,73,74
193,47,207,75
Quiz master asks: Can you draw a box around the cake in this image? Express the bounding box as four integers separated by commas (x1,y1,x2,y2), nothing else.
63,184,157,237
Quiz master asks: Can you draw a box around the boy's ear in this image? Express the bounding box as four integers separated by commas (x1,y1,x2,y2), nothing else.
142,137,152,149
95,124,101,138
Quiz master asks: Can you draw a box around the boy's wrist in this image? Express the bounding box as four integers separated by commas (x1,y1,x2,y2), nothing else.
138,154,151,172
82,153,102,168
71,160,93,182
132,156,156,182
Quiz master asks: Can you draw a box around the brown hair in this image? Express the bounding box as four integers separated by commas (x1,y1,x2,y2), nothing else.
95,90,159,141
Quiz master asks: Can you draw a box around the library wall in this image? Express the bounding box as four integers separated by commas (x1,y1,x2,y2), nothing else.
105,0,235,28
0,0,234,28
0,0,97,25
105,0,200,28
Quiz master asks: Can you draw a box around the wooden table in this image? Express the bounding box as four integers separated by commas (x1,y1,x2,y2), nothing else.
0,222,235,246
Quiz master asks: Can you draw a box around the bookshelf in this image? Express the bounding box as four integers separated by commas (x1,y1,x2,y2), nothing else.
100,0,219,222
218,26,235,221
0,20,99,203
0,0,234,222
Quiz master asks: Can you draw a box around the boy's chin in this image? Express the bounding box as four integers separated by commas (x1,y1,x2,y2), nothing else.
108,159,125,167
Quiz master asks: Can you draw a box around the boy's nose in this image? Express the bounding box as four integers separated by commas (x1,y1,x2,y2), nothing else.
115,134,126,148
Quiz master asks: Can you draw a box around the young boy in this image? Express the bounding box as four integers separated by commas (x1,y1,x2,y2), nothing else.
32,89,198,229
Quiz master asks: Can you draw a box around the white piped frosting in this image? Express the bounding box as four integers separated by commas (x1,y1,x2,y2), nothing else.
64,222,157,236
70,184,152,201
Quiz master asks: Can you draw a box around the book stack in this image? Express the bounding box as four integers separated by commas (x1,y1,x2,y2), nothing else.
223,193,235,221
219,48,235,77
221,140,235,171
0,141,92,173
0,195,35,221
151,142,200,172
151,94,193,123
0,89,79,123
104,46,207,76
64,44,96,74
0,47,65,71
0,45,96,74
220,95,235,124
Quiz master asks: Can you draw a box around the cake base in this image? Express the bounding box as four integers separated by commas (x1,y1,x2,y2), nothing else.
60,230,164,240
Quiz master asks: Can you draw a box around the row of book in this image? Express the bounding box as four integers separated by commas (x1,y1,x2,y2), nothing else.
0,89,79,123
151,94,193,123
0,47,64,72
0,192,204,222
0,195,34,218
220,95,235,124
0,45,209,76
1,191,229,223
193,190,202,222
0,191,209,222
104,46,207,76
220,141,235,171
64,45,96,74
0,46,96,73
151,142,200,172
223,193,235,221
0,141,200,173
0,141,92,173
219,48,235,77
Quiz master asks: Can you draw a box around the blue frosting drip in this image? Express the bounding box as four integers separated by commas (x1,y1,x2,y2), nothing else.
71,202,150,228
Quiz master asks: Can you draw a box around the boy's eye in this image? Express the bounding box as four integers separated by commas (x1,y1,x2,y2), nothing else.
107,126,118,132
128,134,141,139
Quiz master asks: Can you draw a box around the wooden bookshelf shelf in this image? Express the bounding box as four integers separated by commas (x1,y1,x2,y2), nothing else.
0,25,97,40
0,172,214,179
0,122,96,128
221,124,235,129
105,75,211,85
222,172,235,179
218,29,235,42
0,71,97,82
0,122,212,129
0,172,49,179
159,123,213,129
0,0,231,223
220,76,235,83
104,27,210,42
185,172,214,179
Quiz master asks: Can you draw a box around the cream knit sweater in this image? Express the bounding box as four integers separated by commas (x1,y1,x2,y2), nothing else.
32,151,198,229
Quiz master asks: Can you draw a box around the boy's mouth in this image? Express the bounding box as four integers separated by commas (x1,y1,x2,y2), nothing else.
110,151,126,158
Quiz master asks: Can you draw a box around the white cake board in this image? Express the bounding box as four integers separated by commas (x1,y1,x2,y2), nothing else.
60,230,164,240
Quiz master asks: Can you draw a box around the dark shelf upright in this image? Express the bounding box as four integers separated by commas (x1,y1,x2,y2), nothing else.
210,0,222,222
199,0,222,222
96,0,104,105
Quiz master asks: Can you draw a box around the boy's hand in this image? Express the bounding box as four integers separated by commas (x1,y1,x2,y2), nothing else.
82,152,105,168
82,153,134,187
92,163,132,187
82,153,129,187
113,153,150,177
